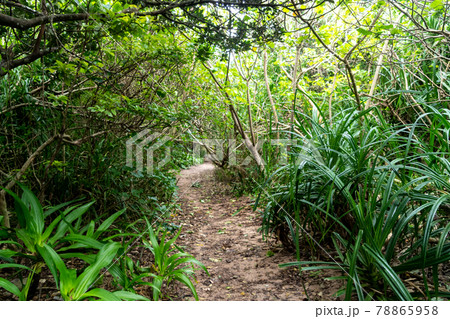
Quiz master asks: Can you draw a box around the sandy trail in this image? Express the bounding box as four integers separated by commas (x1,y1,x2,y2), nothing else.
173,163,341,301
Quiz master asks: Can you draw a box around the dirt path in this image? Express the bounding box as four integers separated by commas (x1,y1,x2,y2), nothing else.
173,163,342,301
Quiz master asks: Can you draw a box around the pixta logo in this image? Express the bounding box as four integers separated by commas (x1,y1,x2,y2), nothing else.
126,130,171,174
126,132,301,174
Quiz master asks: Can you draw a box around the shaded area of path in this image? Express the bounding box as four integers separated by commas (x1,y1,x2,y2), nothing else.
173,163,342,301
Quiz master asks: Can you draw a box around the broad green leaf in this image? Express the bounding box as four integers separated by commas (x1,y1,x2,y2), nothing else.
431,0,444,10
94,208,125,238
356,28,372,36
113,290,150,301
21,186,44,234
58,234,104,250
0,278,20,296
49,201,95,245
37,244,68,290
72,242,120,300
0,263,33,272
81,288,121,301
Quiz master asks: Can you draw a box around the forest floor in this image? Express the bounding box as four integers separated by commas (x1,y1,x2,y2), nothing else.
0,163,344,301
170,163,343,301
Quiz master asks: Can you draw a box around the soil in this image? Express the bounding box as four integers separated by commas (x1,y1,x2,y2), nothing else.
171,163,343,301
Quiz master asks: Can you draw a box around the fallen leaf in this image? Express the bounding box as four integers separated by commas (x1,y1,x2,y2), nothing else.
209,258,221,263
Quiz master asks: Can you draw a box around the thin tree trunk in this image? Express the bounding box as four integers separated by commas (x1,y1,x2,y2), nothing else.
365,40,389,110
246,78,256,145
280,65,321,122
203,62,265,171
234,54,257,147
1,135,57,227
299,9,384,111
0,192,8,228
290,45,301,132
329,61,339,123
263,49,279,141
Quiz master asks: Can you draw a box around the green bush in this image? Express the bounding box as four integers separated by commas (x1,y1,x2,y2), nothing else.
258,107,450,300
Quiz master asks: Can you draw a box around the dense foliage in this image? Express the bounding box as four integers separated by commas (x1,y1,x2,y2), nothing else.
1,0,449,300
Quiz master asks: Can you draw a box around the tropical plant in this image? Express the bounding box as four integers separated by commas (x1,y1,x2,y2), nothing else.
0,263,34,300
260,106,450,300
143,220,208,301
39,242,148,301
0,185,97,299
0,185,142,300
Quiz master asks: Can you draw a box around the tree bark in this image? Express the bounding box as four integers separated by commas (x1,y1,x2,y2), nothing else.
264,49,279,141
0,47,60,77
365,40,389,110
0,13,89,30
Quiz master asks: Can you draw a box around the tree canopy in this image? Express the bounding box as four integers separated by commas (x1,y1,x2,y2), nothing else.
1,0,449,302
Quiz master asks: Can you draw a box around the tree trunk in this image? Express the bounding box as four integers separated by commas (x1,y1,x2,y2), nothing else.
263,49,279,141
0,192,9,228
203,62,265,171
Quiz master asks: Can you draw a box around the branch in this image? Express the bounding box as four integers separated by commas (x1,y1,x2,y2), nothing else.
0,134,58,227
0,0,42,16
0,1,307,31
1,135,57,192
0,46,60,76
62,131,107,146
0,103,29,115
0,12,89,30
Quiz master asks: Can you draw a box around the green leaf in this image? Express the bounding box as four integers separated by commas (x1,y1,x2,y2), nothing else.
345,230,364,301
107,264,128,287
390,28,401,35
174,272,198,300
3,187,29,229
430,0,444,10
81,288,121,301
37,244,68,290
111,2,123,13
152,276,163,301
0,248,21,261
59,234,105,250
0,278,20,296
112,291,150,301
379,24,393,30
422,195,449,265
0,263,33,272
21,185,45,234
362,245,413,301
356,28,372,36
41,205,77,243
49,201,95,245
94,208,125,238
43,198,81,218
16,229,36,253
72,242,120,300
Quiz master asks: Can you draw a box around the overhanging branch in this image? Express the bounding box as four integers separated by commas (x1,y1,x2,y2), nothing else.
0,46,60,76
0,12,89,30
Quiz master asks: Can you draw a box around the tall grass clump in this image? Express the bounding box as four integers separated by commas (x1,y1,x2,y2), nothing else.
257,106,450,300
